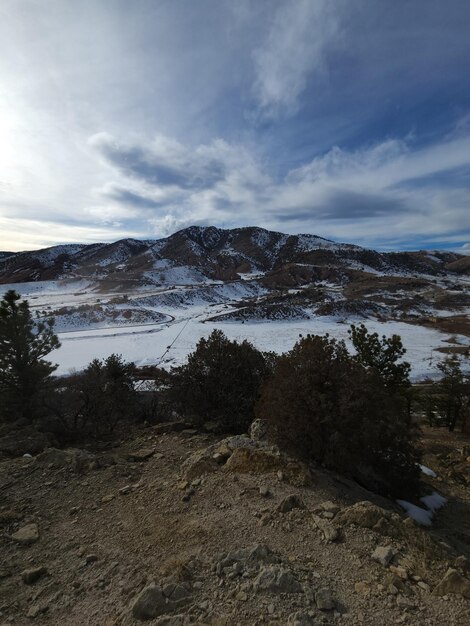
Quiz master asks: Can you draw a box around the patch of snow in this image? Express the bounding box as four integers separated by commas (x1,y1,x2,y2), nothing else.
420,492,447,512
419,464,437,478
396,500,433,526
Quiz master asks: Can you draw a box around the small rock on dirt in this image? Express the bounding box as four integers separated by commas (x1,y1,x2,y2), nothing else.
10,523,39,545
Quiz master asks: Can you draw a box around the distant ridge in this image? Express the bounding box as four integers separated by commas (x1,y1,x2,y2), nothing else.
0,225,467,285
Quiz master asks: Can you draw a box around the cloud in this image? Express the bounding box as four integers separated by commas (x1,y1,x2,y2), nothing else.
252,0,340,118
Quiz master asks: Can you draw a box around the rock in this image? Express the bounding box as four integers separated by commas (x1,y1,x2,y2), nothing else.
315,587,335,610
372,546,395,567
10,523,39,545
277,494,305,513
223,448,312,487
432,568,470,598
35,447,97,472
253,565,302,593
127,448,155,462
27,605,41,618
215,544,279,577
287,610,319,625
318,501,340,516
131,583,192,620
101,495,114,503
396,594,415,609
119,485,132,495
0,509,20,524
259,485,271,497
455,555,470,573
311,514,339,542
249,419,271,441
21,566,47,584
335,501,391,529
85,554,98,564
236,591,248,601
181,448,219,481
354,581,370,595
389,565,408,580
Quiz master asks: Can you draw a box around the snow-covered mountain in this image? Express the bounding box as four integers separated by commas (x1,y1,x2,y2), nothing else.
0,225,466,286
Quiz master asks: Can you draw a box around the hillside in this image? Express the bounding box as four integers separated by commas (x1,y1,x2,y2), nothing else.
0,226,467,287
0,226,469,378
1,423,469,625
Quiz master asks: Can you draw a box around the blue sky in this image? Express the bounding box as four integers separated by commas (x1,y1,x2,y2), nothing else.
0,0,469,252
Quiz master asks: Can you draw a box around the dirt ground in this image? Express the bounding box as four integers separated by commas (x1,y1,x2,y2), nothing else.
0,424,469,626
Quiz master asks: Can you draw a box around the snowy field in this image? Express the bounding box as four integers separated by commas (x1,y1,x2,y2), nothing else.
2,279,468,379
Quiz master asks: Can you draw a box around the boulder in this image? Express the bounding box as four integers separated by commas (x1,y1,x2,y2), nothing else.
432,568,470,598
223,448,312,487
180,448,219,481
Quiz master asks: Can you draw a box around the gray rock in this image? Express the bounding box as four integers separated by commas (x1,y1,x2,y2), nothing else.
311,514,339,543
318,501,340,516
127,448,155,462
10,523,39,545
372,546,395,567
132,583,192,621
288,611,320,625
249,419,271,441
277,494,305,513
132,585,167,620
432,568,470,599
315,587,335,610
215,543,279,576
21,566,47,584
253,565,302,593
259,485,271,497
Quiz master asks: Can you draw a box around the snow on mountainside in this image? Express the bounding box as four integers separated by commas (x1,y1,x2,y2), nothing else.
1,226,469,378
1,225,467,286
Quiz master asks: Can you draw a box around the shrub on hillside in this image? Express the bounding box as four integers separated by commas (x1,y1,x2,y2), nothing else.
46,354,137,440
256,333,420,497
170,330,270,433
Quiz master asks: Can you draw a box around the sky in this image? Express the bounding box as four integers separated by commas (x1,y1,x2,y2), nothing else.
0,0,469,253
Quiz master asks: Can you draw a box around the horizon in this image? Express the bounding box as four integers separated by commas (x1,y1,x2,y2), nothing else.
1,223,468,256
1,1,469,254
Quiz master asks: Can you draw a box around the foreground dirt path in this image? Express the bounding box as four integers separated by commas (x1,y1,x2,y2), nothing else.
1,426,469,625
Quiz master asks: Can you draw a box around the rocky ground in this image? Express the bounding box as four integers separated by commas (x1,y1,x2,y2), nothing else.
0,423,469,626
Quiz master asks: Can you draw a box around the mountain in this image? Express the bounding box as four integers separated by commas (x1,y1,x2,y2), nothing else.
0,225,466,286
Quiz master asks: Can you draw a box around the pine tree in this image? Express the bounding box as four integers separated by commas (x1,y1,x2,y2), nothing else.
0,290,60,421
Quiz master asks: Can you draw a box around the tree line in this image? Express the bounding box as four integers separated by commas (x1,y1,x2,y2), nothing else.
1,289,468,497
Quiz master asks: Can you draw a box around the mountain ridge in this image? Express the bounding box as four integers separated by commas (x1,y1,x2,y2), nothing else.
0,225,467,286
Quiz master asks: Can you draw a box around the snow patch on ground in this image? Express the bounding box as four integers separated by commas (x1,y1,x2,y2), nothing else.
397,491,447,526
419,464,437,478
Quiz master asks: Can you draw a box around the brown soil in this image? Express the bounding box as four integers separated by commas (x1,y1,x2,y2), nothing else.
0,427,469,626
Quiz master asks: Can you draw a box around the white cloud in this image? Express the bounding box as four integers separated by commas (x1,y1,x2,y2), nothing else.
252,0,340,118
